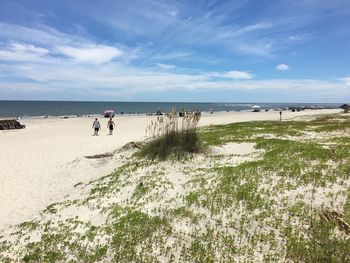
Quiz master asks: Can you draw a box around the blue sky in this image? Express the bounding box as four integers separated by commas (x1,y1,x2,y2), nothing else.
0,0,349,102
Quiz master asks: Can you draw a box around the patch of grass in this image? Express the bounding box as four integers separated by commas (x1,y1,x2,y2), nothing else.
332,137,350,144
285,216,350,262
185,232,216,262
132,182,150,200
344,188,350,221
256,138,350,185
180,227,237,262
84,245,108,262
85,152,114,159
0,240,11,263
200,113,350,147
212,163,264,212
108,207,172,261
17,220,40,232
183,162,265,215
168,206,202,222
43,203,60,214
200,121,304,146
185,191,202,206
139,130,205,160
22,231,67,262
15,220,109,263
74,182,83,187
87,163,136,199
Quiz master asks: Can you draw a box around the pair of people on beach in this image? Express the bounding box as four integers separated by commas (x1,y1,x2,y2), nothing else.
92,118,115,136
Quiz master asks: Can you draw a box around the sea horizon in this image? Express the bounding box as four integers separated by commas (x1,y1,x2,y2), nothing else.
0,100,342,118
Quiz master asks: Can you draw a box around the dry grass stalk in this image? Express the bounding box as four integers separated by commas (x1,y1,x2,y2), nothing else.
319,210,350,235
146,108,201,137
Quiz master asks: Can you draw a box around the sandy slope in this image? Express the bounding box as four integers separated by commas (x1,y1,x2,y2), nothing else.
0,109,340,230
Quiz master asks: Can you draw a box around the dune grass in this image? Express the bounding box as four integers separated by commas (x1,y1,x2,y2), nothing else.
139,129,205,160
140,109,204,160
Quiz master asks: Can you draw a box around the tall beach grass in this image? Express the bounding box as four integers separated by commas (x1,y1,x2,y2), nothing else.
140,109,204,160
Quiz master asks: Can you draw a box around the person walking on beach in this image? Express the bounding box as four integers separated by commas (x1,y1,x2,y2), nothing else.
107,118,115,135
92,118,101,136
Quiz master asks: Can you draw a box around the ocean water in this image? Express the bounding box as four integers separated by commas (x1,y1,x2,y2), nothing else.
0,100,341,118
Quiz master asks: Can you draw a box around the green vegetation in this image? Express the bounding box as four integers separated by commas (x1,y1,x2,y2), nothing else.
284,211,350,262
140,109,204,160
139,129,204,160
200,113,350,146
108,207,172,261
2,113,350,262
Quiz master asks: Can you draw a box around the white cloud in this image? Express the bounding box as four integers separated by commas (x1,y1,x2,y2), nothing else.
0,23,70,46
151,51,193,61
168,10,178,18
233,22,272,35
276,64,291,71
0,43,50,62
57,45,123,64
11,43,49,56
209,70,253,79
0,24,126,65
337,77,350,86
225,71,253,79
99,2,275,57
156,63,176,69
1,53,349,101
288,35,303,41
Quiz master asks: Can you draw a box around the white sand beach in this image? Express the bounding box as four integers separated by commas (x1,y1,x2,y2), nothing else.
0,109,341,231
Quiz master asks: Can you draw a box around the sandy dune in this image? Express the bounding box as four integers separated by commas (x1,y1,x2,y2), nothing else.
0,109,340,230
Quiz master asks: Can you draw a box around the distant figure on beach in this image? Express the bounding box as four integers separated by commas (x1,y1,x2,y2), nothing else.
107,118,115,135
279,111,282,121
92,118,101,136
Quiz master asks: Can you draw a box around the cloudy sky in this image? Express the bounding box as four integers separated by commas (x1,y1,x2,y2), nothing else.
0,0,350,102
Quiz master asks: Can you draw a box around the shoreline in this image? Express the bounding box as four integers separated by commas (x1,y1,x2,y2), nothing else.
0,109,341,231
0,107,340,120
0,100,341,120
